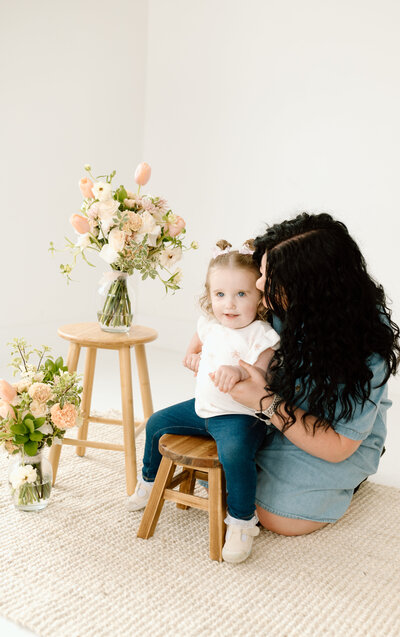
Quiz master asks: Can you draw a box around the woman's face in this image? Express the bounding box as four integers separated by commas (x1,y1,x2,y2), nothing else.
256,253,268,308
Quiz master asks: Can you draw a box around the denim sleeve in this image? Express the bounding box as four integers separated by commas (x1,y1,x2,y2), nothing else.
332,355,390,441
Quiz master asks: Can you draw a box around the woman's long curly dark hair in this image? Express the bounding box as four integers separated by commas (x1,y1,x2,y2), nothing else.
254,212,400,433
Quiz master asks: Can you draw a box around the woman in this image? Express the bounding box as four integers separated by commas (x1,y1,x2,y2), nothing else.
230,212,399,536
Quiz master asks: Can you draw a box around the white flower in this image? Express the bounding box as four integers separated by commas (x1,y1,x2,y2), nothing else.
10,465,37,489
99,244,119,265
97,199,120,235
134,211,161,247
173,268,183,284
30,400,48,418
159,246,182,268
37,422,54,435
76,233,91,250
92,181,113,201
108,227,126,253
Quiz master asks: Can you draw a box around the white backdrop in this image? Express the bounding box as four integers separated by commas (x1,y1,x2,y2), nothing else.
1,0,399,485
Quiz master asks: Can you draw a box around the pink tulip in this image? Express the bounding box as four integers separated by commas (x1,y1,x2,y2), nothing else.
0,400,15,420
134,162,152,186
79,177,94,199
0,379,17,403
168,216,186,237
70,214,91,234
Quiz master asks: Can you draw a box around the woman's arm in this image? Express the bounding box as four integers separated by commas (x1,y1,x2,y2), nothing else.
229,360,362,463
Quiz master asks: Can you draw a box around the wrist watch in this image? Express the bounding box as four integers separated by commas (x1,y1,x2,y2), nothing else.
255,394,282,421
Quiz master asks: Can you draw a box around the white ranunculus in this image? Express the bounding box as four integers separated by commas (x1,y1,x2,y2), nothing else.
92,181,113,201
108,227,126,253
10,465,37,489
30,400,48,418
159,246,182,268
76,233,91,249
97,199,120,235
135,211,161,247
99,244,119,265
38,422,54,435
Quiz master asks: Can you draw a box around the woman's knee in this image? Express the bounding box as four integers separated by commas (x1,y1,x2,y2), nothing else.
256,505,329,536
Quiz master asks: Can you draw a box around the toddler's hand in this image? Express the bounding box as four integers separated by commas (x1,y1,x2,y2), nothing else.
210,365,243,393
182,353,201,375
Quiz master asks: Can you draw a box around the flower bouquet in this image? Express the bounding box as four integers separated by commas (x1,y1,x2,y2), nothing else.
50,162,198,332
0,339,82,510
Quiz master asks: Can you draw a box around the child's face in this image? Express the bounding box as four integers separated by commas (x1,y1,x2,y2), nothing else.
209,266,261,329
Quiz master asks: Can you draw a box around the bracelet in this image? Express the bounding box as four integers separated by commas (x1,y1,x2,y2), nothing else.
255,394,282,421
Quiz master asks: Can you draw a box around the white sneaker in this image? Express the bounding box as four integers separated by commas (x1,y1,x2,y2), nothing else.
126,478,154,511
222,515,260,563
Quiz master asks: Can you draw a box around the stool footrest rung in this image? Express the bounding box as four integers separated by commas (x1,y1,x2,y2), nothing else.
169,470,190,490
163,488,209,511
62,437,124,452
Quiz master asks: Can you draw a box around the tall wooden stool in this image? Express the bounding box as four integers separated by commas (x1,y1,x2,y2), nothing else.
49,322,157,496
137,434,227,561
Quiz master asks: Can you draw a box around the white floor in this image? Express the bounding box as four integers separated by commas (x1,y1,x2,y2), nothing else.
1,345,399,636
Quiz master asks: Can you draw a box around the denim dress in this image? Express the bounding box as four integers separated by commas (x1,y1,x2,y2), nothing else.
255,320,391,523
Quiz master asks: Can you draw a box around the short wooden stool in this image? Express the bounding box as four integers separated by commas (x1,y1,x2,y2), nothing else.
49,322,157,496
137,434,227,561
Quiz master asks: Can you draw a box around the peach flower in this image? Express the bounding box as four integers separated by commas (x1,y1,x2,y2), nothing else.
0,379,17,403
70,214,90,234
79,177,94,199
50,403,78,429
134,162,151,186
30,400,48,418
168,215,186,237
0,400,15,420
5,440,18,454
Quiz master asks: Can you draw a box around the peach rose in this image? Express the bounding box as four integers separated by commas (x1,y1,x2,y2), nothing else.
0,379,17,403
168,215,186,237
50,403,78,429
70,214,90,234
134,162,151,186
0,400,15,420
79,177,94,199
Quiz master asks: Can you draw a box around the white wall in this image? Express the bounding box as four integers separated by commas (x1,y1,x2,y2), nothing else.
0,0,148,367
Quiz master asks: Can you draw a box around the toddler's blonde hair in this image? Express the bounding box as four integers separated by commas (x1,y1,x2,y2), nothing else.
199,239,268,321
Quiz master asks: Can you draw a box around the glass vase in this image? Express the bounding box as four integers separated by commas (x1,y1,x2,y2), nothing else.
8,450,53,512
97,270,134,333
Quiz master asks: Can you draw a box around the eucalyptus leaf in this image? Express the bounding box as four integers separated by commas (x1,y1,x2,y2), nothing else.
14,434,29,444
34,417,46,428
11,424,28,435
24,440,38,456
30,431,43,442
25,419,35,434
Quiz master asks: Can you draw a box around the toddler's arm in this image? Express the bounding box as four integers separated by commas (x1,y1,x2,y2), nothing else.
211,347,275,393
182,332,202,375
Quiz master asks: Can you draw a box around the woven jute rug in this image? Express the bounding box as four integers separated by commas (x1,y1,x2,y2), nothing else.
1,422,400,637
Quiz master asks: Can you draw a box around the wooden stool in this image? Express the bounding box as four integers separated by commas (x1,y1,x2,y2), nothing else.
137,434,227,561
49,322,157,496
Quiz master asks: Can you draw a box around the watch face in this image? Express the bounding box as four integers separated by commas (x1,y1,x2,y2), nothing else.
255,411,268,421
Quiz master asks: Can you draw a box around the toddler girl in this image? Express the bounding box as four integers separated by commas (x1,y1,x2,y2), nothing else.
128,240,280,563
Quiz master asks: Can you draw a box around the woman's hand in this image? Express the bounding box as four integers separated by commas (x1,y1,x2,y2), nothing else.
229,359,270,410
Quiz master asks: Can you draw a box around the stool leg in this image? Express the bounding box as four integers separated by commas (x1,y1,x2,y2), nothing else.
137,457,175,539
134,343,154,419
176,468,196,510
119,346,137,496
208,467,227,562
76,347,97,457
49,342,81,484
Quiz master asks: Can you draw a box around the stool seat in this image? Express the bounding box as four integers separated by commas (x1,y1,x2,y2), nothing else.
58,322,158,350
137,434,226,561
159,434,221,468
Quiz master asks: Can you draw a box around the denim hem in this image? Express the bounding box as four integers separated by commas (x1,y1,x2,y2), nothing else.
254,498,339,524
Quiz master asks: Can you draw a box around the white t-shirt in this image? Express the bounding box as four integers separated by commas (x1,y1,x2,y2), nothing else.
195,315,280,418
